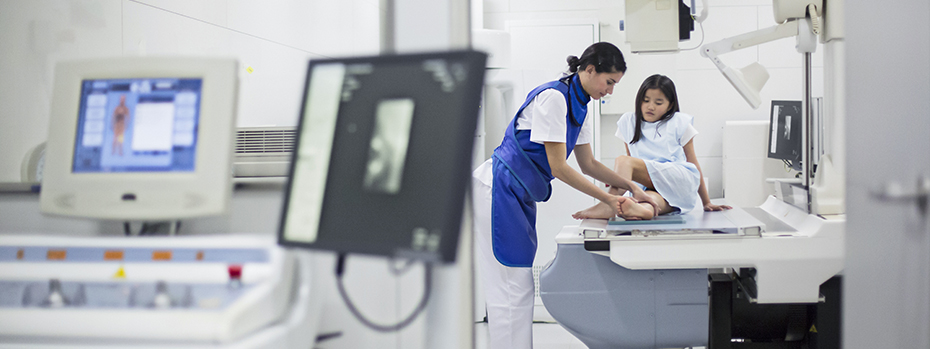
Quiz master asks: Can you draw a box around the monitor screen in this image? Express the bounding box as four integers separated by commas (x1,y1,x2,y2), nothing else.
767,100,803,165
72,78,202,173
279,51,487,263
40,57,237,220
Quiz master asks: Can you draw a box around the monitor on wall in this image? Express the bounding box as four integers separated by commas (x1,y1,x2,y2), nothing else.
279,51,487,263
40,57,238,220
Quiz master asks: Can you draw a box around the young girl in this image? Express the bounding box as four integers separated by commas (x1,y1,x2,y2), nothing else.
573,74,731,220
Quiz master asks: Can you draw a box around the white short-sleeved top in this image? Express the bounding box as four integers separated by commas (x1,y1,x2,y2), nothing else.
615,111,697,162
515,89,594,146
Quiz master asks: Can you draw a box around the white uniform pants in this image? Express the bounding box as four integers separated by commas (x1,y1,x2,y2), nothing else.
472,160,535,349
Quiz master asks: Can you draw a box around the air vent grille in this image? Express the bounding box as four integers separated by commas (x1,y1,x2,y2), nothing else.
235,128,296,154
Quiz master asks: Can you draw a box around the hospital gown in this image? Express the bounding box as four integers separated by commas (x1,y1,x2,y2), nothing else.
615,111,701,213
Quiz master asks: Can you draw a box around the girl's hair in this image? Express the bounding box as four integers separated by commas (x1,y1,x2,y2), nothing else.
630,74,680,144
566,42,627,74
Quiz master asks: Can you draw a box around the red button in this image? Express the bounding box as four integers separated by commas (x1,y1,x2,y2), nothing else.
228,264,243,279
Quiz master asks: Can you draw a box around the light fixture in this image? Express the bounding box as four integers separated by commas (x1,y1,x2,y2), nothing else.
700,14,817,109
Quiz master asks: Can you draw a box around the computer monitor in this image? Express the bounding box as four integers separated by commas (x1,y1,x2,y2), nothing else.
279,51,487,263
41,57,238,220
767,100,803,168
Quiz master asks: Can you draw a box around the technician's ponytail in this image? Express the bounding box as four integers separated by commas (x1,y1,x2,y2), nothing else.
566,42,626,74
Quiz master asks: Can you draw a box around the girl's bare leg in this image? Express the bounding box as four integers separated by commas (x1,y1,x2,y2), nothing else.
617,197,654,220
573,189,674,220
619,191,673,219
573,155,657,219
572,200,616,219
572,185,624,219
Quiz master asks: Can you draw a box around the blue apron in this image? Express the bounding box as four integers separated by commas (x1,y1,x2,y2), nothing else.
490,74,590,267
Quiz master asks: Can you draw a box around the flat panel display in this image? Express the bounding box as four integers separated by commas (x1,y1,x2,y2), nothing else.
72,78,203,173
279,51,487,263
768,100,803,164
40,57,237,220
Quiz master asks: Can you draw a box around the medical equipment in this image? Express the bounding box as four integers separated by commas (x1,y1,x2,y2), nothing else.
767,100,804,170
1,56,323,348
40,57,237,220
278,51,485,336
622,0,709,53
542,196,843,348
37,56,238,231
699,1,821,109
699,0,845,216
279,50,486,263
0,234,321,348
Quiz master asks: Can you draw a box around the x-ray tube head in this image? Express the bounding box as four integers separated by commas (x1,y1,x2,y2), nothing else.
722,62,769,109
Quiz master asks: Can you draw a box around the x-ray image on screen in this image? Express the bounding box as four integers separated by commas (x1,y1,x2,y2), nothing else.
364,99,415,194
279,51,487,262
768,100,803,164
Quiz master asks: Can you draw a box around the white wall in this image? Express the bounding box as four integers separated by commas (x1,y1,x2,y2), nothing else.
0,0,381,182
481,0,824,199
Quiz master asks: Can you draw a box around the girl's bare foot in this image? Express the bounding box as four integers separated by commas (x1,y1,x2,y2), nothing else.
618,197,655,220
572,202,616,219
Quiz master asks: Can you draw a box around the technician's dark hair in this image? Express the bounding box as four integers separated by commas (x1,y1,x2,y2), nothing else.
630,74,680,144
566,42,627,74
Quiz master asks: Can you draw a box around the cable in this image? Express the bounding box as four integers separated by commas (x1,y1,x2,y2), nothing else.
679,21,706,51
335,253,432,332
807,4,822,36
388,258,417,276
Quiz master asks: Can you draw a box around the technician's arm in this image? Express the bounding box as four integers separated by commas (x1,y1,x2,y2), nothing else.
545,142,623,210
571,143,656,209
683,140,731,211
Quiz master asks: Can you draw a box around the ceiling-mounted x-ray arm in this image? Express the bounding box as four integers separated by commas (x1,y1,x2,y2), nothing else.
700,18,816,108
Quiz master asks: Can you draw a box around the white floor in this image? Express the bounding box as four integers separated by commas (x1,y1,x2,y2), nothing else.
474,322,708,349
474,322,588,349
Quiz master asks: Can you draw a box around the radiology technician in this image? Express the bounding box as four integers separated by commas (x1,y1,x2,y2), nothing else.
472,42,657,348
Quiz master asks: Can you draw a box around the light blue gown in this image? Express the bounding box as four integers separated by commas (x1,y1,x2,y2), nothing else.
615,111,701,213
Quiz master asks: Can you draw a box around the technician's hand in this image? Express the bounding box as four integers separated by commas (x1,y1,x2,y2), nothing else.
703,203,732,211
606,195,624,217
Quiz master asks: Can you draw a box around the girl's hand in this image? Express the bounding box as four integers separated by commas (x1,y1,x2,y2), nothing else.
703,203,732,211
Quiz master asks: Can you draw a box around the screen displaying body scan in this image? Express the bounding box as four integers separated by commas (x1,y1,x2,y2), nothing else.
72,78,203,173
768,100,803,164
279,51,486,263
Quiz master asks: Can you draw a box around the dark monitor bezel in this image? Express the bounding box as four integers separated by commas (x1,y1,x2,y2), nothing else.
767,100,803,165
278,50,487,263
